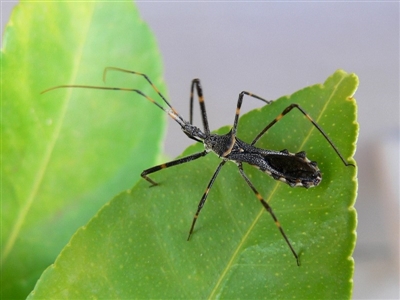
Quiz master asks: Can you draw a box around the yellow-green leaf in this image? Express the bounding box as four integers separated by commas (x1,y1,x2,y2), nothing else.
1,2,166,299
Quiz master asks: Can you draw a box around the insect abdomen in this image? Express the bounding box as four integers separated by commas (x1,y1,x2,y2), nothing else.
262,151,321,188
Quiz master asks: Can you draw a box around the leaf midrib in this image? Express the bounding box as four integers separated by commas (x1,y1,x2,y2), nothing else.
1,4,96,264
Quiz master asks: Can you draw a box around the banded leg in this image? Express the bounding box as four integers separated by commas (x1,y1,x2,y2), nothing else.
141,150,208,186
237,163,300,266
187,161,226,240
250,103,355,167
231,91,271,136
189,79,210,135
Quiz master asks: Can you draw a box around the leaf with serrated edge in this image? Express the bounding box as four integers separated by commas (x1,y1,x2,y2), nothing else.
28,70,358,299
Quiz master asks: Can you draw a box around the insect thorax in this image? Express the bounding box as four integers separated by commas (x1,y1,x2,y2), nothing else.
204,132,236,157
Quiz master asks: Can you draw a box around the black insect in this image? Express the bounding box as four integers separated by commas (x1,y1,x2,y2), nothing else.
43,67,354,266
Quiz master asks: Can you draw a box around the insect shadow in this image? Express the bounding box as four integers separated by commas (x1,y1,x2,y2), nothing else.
42,67,355,266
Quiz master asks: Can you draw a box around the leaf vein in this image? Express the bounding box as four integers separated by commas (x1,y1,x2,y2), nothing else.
1,5,96,264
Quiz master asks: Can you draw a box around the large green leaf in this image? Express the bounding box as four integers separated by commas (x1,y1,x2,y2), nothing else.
28,70,358,299
1,2,166,299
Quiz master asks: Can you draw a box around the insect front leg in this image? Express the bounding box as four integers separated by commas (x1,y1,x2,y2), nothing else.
189,78,210,134
141,150,208,186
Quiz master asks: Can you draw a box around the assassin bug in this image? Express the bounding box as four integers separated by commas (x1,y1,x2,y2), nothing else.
43,67,355,266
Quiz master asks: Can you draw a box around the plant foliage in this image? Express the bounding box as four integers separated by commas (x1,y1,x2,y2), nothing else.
28,70,359,299
1,2,166,299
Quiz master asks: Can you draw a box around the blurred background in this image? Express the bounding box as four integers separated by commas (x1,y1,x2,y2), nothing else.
2,2,399,299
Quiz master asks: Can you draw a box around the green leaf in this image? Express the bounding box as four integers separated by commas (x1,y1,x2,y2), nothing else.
1,2,166,299
28,70,358,299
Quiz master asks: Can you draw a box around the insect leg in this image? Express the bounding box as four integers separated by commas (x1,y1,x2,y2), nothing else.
237,163,300,266
250,103,355,167
231,91,271,136
189,78,210,135
141,150,208,186
187,161,226,240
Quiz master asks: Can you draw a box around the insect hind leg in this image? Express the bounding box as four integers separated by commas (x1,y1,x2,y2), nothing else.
251,103,355,167
237,163,300,266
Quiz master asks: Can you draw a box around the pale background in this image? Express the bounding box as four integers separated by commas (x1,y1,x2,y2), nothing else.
2,1,399,299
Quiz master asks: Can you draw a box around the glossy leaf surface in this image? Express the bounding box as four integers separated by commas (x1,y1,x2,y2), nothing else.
29,70,358,299
1,2,166,299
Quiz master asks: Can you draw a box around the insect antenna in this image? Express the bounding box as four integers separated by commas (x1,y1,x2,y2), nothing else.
41,70,187,128
103,67,176,111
